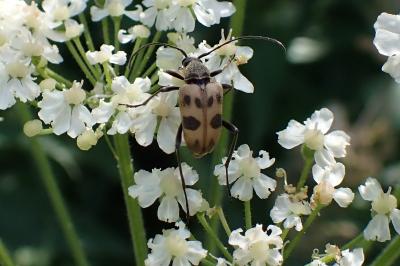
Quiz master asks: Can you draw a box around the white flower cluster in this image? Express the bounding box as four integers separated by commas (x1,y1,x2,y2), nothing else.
373,12,400,83
310,244,364,266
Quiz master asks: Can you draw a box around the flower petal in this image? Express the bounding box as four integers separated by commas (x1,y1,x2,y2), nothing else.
324,130,350,158
358,177,383,201
277,120,306,149
364,214,391,242
158,196,180,223
333,187,354,208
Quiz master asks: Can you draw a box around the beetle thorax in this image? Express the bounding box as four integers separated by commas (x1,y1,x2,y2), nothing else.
183,60,210,80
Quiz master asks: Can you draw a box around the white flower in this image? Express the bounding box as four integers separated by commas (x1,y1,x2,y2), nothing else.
86,44,127,65
214,144,277,201
135,0,235,32
312,162,354,207
118,24,150,44
145,222,207,266
91,76,151,134
90,0,138,21
128,164,205,222
42,0,87,22
310,248,364,266
229,224,283,266
270,193,311,231
131,91,181,154
373,13,400,83
38,80,94,138
358,177,400,242
64,19,84,39
277,108,350,166
0,50,40,110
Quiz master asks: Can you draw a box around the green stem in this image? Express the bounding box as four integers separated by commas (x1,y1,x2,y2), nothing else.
45,68,73,87
113,134,147,266
73,38,100,79
0,240,15,266
296,146,314,190
125,38,143,77
112,16,121,75
365,235,400,266
16,104,90,266
132,31,161,78
197,214,233,261
244,200,252,230
66,41,96,85
283,205,323,260
281,228,290,241
208,0,247,252
201,258,216,266
103,63,112,87
78,13,96,51
142,62,157,78
217,207,232,236
102,18,111,45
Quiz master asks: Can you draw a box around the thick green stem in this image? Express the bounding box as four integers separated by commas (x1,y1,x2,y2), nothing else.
296,145,314,190
113,134,147,266
217,207,232,236
73,38,101,79
244,200,252,230
66,41,96,85
16,104,90,266
132,32,161,78
208,0,247,252
283,205,323,260
142,62,157,78
0,240,15,266
197,214,233,262
102,18,111,44
368,235,400,266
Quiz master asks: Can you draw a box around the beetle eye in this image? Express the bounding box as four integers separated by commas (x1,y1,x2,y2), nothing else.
182,57,191,67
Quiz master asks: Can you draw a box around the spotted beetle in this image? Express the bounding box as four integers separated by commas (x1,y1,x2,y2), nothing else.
125,36,284,219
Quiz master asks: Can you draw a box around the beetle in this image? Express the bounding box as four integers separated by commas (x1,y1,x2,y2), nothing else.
124,36,284,219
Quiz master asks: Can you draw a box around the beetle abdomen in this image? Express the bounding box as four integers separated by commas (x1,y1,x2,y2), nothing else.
179,82,223,157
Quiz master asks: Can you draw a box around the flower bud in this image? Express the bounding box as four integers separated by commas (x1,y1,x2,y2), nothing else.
23,119,43,137
132,25,150,39
76,129,98,151
313,181,334,206
40,78,57,91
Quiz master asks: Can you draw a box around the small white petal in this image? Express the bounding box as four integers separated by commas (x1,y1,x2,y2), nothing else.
358,177,383,201
158,196,180,222
90,6,108,22
324,130,350,158
390,209,400,235
382,54,400,83
231,177,253,201
333,187,354,208
277,120,306,149
373,13,400,56
306,108,334,134
253,174,276,199
364,214,391,242
109,51,127,65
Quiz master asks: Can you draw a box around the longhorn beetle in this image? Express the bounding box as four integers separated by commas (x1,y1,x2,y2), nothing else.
124,36,284,219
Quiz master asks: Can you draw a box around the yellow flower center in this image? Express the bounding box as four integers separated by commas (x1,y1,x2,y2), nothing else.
304,129,324,150
165,233,188,257
372,193,397,215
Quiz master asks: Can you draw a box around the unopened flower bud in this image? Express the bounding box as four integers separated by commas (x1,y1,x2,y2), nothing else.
132,25,150,39
23,119,43,137
313,181,334,206
40,78,57,91
77,129,98,151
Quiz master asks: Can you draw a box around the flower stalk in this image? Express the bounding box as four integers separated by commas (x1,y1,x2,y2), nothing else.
296,145,314,190
16,104,90,266
217,207,232,236
0,240,15,266
113,134,147,266
244,200,252,230
283,204,323,260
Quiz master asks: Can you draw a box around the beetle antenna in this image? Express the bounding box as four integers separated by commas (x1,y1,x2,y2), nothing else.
197,35,285,59
126,42,188,75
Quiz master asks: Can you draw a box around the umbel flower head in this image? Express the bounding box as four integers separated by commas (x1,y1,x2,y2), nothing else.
358,177,400,242
270,193,311,231
277,108,350,166
128,163,206,222
310,246,364,266
145,221,207,266
214,144,277,201
229,224,283,266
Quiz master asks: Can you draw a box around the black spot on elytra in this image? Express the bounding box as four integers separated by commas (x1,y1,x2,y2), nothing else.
216,93,222,104
183,116,201,130
195,98,202,108
183,95,191,106
210,114,222,129
207,96,214,107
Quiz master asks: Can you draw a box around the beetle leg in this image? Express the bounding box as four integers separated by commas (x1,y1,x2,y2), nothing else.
165,70,185,80
222,84,233,95
210,69,223,77
122,86,179,108
222,120,239,197
175,124,190,222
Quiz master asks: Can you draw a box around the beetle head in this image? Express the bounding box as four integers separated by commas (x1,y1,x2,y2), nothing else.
182,57,201,67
